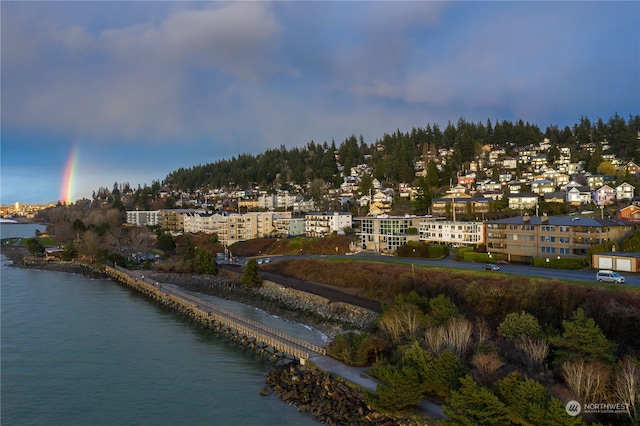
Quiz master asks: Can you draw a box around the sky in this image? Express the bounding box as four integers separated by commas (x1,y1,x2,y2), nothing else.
1,1,639,205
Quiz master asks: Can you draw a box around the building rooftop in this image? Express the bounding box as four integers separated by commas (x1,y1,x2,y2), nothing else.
488,215,636,227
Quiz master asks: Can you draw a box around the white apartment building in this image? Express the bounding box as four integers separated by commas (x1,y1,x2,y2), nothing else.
419,220,484,246
126,210,161,227
305,212,353,237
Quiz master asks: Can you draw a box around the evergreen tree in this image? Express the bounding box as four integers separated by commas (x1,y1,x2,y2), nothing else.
425,349,467,398
194,248,217,275
375,364,424,412
443,375,511,426
551,308,617,367
26,238,45,256
242,258,262,287
426,160,440,187
412,176,432,215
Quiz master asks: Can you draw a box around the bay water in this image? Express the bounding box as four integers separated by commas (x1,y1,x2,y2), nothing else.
1,224,320,425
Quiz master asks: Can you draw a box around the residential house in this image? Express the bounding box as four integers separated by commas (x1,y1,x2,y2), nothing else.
617,205,640,223
543,192,566,204
508,181,524,194
592,185,616,206
625,161,640,176
586,174,605,190
531,179,556,196
293,199,317,213
615,182,635,201
458,174,476,187
501,157,517,170
498,173,513,183
430,192,472,218
369,191,392,216
565,183,592,205
507,193,539,210
485,215,637,263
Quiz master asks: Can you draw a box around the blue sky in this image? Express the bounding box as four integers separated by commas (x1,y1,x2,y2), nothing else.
2,1,638,205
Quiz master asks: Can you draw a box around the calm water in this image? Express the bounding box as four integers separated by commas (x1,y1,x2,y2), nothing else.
1,224,320,425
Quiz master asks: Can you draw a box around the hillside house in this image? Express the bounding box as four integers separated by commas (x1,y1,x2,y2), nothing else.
592,185,616,206
616,182,635,201
507,193,539,210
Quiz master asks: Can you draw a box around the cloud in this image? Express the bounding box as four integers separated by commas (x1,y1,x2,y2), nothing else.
2,2,282,143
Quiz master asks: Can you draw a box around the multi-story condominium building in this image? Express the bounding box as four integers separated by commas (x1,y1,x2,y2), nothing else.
126,210,161,227
305,212,352,238
418,220,484,247
273,217,306,237
218,211,292,246
183,212,227,234
161,209,197,232
485,215,637,263
356,215,425,252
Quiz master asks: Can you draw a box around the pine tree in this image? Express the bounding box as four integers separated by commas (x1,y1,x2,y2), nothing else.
242,258,262,287
443,375,511,426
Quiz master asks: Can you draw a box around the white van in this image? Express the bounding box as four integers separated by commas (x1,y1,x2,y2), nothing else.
596,270,625,283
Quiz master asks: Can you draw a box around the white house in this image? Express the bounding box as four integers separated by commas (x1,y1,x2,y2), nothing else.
616,182,635,201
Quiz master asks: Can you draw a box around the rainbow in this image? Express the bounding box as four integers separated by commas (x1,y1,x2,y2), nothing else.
60,145,79,204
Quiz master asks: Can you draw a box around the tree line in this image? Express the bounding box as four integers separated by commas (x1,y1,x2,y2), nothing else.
163,114,640,195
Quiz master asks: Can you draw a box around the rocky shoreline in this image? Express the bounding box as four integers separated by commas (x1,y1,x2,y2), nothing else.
265,363,423,426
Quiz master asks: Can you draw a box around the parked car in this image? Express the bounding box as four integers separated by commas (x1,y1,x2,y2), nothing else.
483,263,500,271
596,270,625,283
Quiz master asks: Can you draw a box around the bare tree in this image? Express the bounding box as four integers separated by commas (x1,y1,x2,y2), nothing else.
378,305,424,344
425,317,473,359
562,360,610,402
515,336,549,372
472,352,505,386
614,357,640,426
79,230,102,261
127,227,153,254
475,317,493,347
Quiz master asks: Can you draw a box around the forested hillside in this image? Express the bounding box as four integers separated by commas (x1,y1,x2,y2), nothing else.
164,114,640,191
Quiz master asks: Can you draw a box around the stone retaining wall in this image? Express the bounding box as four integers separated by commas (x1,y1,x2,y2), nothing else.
258,280,378,330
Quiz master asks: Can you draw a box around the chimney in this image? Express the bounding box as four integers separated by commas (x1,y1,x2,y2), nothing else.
541,213,549,224
523,214,530,223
